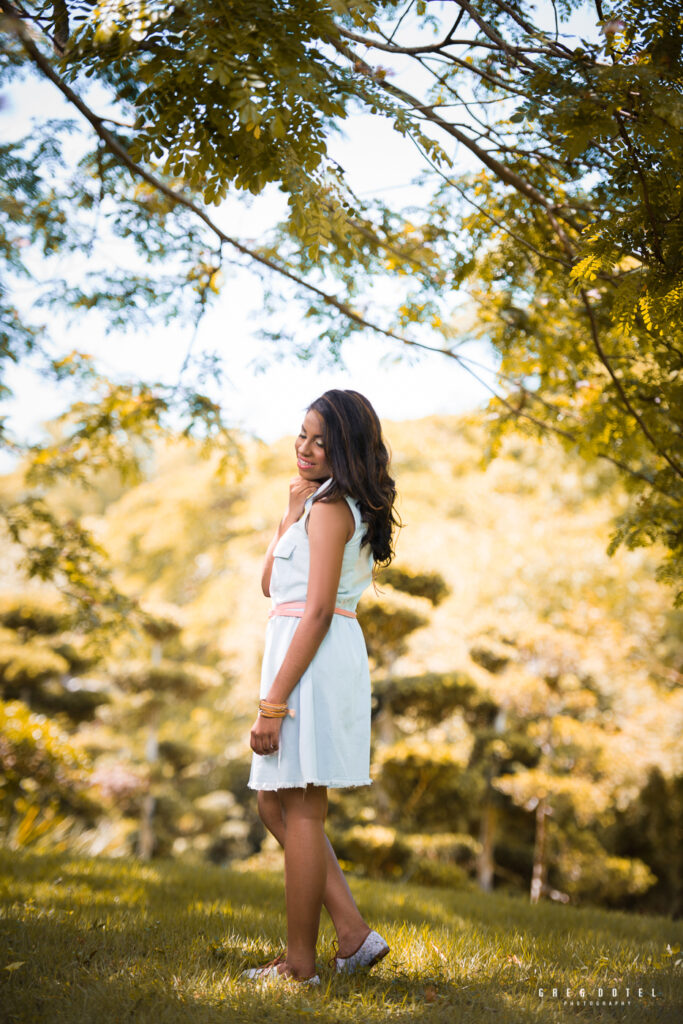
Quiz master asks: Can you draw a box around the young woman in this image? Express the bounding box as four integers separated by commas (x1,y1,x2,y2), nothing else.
242,389,400,984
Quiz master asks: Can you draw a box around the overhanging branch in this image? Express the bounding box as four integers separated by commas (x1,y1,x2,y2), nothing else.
0,4,561,438
580,289,683,479
446,0,541,72
332,36,581,252
2,2,678,497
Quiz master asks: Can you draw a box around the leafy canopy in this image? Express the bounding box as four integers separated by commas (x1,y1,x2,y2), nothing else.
0,0,681,612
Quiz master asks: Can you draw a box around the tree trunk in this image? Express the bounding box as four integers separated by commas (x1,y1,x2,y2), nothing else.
530,797,548,903
478,799,498,891
375,705,397,746
138,719,159,860
138,791,156,861
138,656,161,861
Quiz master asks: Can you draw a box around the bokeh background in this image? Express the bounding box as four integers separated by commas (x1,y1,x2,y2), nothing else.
3,414,680,915
1,0,681,933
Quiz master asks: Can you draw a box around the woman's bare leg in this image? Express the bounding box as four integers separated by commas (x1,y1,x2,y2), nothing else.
277,786,327,977
258,789,370,959
319,836,371,954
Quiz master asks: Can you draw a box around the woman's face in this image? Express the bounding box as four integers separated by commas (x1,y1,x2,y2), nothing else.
295,408,332,482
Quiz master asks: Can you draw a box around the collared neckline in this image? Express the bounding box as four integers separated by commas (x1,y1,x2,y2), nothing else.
306,476,333,504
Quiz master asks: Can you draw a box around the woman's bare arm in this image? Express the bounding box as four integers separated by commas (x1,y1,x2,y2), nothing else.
250,498,354,754
265,499,353,702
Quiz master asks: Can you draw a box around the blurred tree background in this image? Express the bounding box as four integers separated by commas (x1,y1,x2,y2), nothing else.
2,422,681,914
0,1,681,915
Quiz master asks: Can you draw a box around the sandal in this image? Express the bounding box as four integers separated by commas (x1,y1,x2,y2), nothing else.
332,930,390,975
241,952,320,985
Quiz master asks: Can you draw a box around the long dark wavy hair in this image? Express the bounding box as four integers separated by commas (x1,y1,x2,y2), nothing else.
306,389,400,566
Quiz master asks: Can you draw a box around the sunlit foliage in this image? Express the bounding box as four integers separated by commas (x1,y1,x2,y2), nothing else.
0,0,681,612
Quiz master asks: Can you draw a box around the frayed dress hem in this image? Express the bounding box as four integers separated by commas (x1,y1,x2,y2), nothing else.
248,777,372,791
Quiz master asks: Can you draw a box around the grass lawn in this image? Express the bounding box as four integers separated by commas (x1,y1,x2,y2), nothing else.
0,848,681,1023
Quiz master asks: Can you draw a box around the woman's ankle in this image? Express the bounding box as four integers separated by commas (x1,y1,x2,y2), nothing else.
281,958,317,980
336,925,371,958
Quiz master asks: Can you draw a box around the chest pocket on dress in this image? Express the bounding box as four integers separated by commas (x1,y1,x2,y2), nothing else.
273,534,296,560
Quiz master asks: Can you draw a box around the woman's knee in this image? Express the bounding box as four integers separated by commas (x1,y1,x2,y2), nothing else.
257,789,283,832
280,785,328,823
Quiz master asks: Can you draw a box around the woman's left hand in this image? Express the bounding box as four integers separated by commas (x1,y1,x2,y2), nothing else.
250,713,283,756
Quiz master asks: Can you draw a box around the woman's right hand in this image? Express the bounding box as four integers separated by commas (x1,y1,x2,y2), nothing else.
286,475,319,525
250,713,283,756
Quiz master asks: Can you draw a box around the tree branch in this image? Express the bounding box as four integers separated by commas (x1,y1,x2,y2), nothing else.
4,1,678,498
487,0,575,58
613,109,665,265
406,132,571,269
342,25,530,97
387,0,419,44
447,0,542,72
580,289,683,478
397,312,665,495
420,49,529,101
1,0,578,450
0,9,391,330
338,24,550,58
333,37,580,252
340,23,456,56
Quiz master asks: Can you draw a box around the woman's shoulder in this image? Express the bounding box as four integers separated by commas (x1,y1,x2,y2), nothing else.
307,492,357,540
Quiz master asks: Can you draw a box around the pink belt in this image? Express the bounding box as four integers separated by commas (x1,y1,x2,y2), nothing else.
269,601,356,619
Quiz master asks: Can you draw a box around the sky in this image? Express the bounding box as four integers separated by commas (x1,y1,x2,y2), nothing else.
1,3,600,465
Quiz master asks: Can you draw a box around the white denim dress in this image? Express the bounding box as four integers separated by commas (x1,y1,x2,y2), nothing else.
248,477,374,790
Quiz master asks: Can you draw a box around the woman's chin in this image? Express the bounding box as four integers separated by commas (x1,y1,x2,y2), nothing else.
297,463,328,480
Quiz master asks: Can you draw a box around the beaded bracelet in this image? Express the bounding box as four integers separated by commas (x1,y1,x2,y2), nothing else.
259,699,295,719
